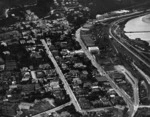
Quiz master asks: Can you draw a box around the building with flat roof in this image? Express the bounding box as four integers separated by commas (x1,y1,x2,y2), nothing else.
88,46,100,55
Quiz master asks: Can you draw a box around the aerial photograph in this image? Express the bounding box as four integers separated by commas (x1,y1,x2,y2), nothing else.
0,0,150,117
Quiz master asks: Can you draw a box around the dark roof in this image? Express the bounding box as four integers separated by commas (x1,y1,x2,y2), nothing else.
0,57,4,65
81,34,95,47
82,23,93,29
5,60,17,71
35,71,45,78
1,102,18,116
95,76,108,82
111,72,125,79
21,84,35,93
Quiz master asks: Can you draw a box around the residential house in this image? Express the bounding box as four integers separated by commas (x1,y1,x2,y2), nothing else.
35,71,46,79
100,97,111,107
21,71,31,82
88,46,100,55
53,90,65,100
5,57,17,71
0,57,5,71
110,72,125,81
21,84,35,94
73,62,86,69
18,102,34,110
83,82,92,88
69,70,80,77
73,77,82,85
1,102,18,117
95,76,108,83
50,80,60,90
78,97,91,109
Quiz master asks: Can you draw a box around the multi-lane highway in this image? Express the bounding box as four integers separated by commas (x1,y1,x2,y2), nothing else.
109,12,150,69
109,12,150,84
109,10,150,117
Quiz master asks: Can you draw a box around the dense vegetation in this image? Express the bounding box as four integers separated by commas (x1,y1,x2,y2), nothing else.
0,0,149,18
0,0,36,16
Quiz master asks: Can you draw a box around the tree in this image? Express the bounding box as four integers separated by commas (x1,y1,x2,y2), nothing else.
60,111,71,117
40,113,49,117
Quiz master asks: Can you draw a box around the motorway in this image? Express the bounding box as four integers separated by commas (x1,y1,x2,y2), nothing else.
109,12,150,84
109,12,150,70
75,28,134,116
41,39,82,113
109,11,150,116
132,62,150,84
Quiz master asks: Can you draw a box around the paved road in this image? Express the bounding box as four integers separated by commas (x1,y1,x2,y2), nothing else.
132,62,150,84
119,35,150,63
41,39,82,113
75,28,134,114
139,105,150,108
85,107,113,112
85,105,125,112
114,65,139,116
109,13,150,69
109,11,150,116
32,101,72,117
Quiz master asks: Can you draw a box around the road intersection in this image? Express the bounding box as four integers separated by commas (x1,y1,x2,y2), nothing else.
41,39,82,113
76,28,134,116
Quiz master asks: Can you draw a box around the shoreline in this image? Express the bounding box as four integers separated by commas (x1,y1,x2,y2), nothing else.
142,14,150,23
124,14,150,42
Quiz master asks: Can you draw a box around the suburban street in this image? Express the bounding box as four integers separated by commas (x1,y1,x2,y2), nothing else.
32,101,72,117
1,0,150,117
41,39,82,113
85,105,125,112
75,28,134,115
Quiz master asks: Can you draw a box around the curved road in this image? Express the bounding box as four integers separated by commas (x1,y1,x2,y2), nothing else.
109,12,150,69
109,10,150,117
76,27,135,116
